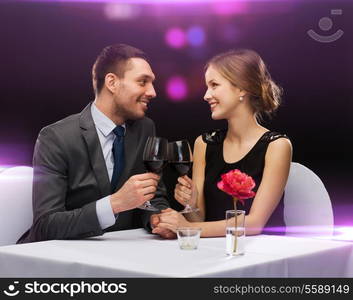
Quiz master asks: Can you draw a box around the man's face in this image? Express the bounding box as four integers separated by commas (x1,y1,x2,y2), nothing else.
113,58,156,121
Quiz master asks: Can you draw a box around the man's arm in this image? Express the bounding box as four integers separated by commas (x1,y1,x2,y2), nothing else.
23,127,104,243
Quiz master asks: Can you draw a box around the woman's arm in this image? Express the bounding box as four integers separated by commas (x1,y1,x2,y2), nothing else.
174,135,207,222
155,208,226,237
244,137,292,235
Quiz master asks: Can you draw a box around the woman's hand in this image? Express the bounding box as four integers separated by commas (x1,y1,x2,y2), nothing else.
174,175,198,208
150,214,176,239
152,208,190,234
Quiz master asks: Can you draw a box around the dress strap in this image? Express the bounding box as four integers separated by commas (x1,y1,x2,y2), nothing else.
261,131,289,143
201,129,226,145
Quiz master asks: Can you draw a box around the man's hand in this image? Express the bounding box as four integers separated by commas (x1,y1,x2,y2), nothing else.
150,213,176,239
110,173,160,213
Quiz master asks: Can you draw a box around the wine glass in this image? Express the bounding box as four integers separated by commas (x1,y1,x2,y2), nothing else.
168,140,199,214
141,136,168,211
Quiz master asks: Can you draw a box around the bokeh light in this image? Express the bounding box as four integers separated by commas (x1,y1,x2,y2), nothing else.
165,27,186,49
166,76,188,102
334,226,353,241
104,3,140,20
23,0,251,3
211,2,249,16
186,26,206,47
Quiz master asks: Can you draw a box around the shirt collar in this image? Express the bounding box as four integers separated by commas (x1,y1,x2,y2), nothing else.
91,101,126,137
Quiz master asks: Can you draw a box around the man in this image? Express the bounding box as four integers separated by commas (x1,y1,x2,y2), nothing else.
18,44,174,243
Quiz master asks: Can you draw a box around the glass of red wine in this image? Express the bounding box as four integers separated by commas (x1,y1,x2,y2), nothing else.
141,136,168,211
168,140,199,214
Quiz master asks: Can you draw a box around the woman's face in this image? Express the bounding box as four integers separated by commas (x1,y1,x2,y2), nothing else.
204,65,243,120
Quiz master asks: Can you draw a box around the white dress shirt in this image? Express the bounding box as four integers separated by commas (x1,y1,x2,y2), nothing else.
91,102,125,230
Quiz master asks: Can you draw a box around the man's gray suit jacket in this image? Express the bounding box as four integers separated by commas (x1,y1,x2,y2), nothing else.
18,103,169,243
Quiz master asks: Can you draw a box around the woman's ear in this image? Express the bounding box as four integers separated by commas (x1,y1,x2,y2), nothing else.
239,90,247,98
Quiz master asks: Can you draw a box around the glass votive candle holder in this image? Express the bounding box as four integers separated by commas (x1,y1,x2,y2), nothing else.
176,227,201,250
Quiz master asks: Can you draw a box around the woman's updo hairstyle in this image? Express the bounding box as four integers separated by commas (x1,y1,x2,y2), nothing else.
205,49,283,119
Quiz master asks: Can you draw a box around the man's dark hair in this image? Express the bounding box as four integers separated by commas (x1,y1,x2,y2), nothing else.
92,44,149,94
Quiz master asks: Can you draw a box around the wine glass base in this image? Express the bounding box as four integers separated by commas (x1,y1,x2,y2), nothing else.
179,207,200,214
138,204,159,211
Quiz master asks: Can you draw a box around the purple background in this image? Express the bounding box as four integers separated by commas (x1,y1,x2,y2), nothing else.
0,0,352,226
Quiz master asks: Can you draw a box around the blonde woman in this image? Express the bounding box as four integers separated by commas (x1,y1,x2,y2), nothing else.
153,49,292,237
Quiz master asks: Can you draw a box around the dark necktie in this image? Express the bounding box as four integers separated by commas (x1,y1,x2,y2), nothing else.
111,126,125,193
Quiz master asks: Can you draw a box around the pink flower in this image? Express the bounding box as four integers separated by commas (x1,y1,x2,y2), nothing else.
217,169,256,205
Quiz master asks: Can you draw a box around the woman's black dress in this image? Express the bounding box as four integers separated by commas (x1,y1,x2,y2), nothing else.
202,129,289,234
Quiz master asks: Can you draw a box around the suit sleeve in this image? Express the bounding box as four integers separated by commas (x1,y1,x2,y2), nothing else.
140,121,170,231
21,126,103,243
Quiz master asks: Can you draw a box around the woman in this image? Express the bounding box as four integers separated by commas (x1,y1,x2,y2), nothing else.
153,49,292,237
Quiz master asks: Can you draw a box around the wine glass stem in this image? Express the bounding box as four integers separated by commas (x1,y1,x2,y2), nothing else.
184,197,191,208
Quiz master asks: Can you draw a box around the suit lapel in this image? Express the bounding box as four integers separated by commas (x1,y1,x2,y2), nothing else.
117,120,139,189
79,103,111,197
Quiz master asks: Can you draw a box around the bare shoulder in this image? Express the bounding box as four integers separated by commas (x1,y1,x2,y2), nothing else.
266,137,293,160
195,135,206,146
193,135,207,163
194,135,207,151
268,137,292,152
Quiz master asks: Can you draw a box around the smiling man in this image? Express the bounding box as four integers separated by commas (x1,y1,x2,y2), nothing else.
18,44,173,243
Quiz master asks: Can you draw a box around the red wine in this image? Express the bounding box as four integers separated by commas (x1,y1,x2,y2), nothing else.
170,162,192,176
144,160,167,174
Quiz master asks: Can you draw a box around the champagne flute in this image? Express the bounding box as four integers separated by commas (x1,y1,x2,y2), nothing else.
141,136,168,211
168,140,199,214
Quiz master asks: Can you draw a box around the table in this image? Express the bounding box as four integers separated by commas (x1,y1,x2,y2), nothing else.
0,229,352,277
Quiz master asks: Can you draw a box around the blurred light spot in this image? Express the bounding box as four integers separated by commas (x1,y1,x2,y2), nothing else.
334,226,353,241
165,27,186,49
212,2,248,16
166,76,188,102
104,3,140,20
0,166,32,180
186,26,206,47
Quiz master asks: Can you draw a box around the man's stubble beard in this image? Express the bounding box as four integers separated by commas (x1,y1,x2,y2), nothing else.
113,93,145,122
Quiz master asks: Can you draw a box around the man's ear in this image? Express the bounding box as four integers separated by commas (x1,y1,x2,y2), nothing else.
105,73,120,93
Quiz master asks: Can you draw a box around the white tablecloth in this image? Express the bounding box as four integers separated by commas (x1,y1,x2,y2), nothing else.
0,229,352,277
